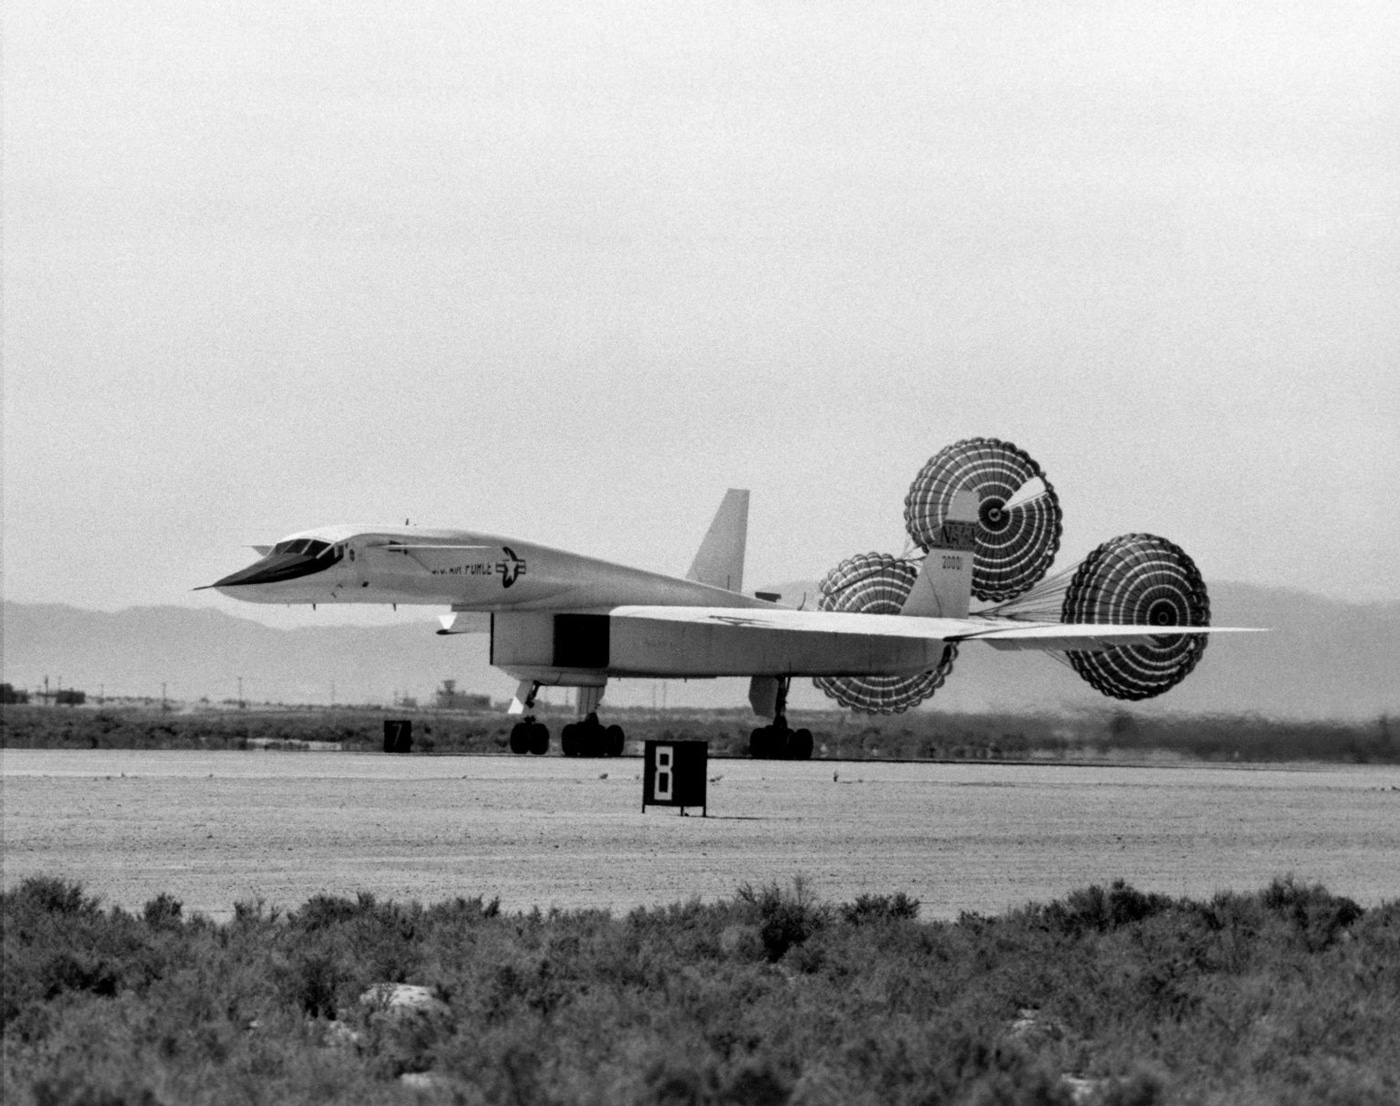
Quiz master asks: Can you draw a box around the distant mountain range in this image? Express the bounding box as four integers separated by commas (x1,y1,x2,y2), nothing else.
3,583,1396,720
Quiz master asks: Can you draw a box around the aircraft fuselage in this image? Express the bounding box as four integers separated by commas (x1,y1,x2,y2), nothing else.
212,525,771,614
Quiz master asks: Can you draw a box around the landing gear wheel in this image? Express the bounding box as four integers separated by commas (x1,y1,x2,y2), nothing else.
560,714,625,757
749,724,812,760
509,722,530,755
528,723,550,755
747,677,817,760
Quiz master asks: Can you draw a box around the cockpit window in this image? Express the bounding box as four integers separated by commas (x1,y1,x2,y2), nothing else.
270,538,336,558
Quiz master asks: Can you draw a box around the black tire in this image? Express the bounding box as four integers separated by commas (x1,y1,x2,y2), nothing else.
509,722,530,755
791,728,814,761
605,724,625,757
749,726,769,759
528,723,549,755
561,723,579,757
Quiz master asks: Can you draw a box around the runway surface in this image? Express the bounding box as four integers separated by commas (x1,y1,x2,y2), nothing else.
4,750,1399,921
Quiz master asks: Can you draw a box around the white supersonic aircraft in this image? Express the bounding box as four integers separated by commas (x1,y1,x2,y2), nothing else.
206,438,1255,759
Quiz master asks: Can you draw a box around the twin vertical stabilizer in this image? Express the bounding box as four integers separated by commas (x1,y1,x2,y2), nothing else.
686,489,749,593
899,489,978,619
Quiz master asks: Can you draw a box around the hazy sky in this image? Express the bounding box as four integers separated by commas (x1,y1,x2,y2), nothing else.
5,1,1397,630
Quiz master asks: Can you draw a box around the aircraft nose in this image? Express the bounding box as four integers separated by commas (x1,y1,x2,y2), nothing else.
210,552,323,588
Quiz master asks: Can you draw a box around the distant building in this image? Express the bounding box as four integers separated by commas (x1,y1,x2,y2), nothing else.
1,683,30,704
434,679,490,711
27,688,86,706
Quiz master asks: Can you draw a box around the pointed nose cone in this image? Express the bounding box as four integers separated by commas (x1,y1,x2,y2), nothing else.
211,552,327,588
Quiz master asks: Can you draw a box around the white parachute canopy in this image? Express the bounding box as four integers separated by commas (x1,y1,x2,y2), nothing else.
904,437,1062,602
990,532,1213,701
812,552,957,714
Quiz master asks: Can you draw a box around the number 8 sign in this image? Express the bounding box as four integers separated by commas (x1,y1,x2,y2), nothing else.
642,740,707,816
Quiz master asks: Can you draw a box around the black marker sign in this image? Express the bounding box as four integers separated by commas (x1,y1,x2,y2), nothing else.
642,740,708,816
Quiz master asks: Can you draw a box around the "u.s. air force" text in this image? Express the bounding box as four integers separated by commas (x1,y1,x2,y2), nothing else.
432,563,498,577
431,547,527,588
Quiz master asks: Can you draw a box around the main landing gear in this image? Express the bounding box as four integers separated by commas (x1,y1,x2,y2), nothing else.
506,682,625,757
560,713,625,758
749,677,814,761
508,718,550,756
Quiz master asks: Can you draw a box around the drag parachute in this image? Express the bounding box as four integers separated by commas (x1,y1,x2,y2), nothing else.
1060,533,1211,700
904,437,1062,602
816,439,1216,713
811,552,957,714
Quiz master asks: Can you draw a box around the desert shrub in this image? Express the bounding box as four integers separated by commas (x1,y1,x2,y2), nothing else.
290,950,350,1019
1036,880,1175,936
292,893,365,932
232,896,281,926
5,876,1400,1105
141,893,183,929
6,876,102,919
1261,874,1364,952
2,880,199,1043
1349,898,1400,960
960,1062,1080,1106
5,881,126,1001
281,894,422,1000
841,892,921,925
736,877,829,962
28,1072,163,1106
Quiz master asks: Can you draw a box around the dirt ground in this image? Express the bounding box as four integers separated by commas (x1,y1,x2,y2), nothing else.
4,750,1399,920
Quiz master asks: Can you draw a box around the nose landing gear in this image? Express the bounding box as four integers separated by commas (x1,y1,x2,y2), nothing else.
507,680,550,755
